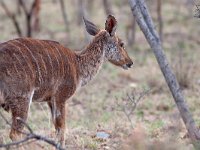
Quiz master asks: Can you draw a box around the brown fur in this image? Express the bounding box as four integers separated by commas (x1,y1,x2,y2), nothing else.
0,15,133,146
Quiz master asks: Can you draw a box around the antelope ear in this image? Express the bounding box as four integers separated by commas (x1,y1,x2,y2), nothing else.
105,15,117,36
83,17,100,36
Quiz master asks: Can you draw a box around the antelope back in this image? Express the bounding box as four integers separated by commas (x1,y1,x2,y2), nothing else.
0,38,78,97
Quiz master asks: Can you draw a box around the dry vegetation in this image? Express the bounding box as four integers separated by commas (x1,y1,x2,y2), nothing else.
0,0,200,149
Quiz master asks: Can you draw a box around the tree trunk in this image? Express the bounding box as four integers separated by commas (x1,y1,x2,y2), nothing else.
77,0,85,26
16,0,22,15
26,14,32,37
128,0,200,149
103,0,113,15
33,0,41,32
86,0,94,14
59,0,69,32
126,16,136,46
157,0,163,42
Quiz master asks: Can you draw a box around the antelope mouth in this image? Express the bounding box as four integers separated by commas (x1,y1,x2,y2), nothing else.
122,62,133,70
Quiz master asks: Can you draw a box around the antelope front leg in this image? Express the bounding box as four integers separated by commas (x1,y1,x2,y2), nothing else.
55,103,66,147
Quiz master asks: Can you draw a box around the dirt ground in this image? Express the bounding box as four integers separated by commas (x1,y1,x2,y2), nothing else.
0,0,200,149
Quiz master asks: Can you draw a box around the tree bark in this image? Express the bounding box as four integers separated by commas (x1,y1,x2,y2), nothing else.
103,0,113,15
33,0,41,32
128,0,200,148
157,0,163,42
126,16,136,46
19,0,38,37
77,0,85,26
86,0,94,14
59,0,69,32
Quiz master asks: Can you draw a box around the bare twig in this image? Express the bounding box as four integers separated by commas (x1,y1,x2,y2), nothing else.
0,0,41,37
32,0,41,32
59,0,70,32
126,16,136,46
0,0,22,36
18,0,38,37
0,111,64,150
116,90,150,128
0,135,35,149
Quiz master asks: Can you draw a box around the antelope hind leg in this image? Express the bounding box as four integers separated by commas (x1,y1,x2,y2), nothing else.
9,97,29,141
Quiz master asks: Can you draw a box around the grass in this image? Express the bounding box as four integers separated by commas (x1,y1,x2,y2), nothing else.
0,0,200,149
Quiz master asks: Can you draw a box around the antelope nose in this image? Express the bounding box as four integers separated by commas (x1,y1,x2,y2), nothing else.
127,62,133,68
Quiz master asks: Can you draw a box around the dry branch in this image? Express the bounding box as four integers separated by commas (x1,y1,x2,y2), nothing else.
0,1,22,37
0,0,41,37
128,0,200,149
59,0,69,32
19,0,38,37
0,111,64,150
116,90,149,128
32,0,41,32
126,17,136,46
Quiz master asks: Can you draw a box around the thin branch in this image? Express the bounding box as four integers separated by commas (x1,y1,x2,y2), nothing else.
17,118,33,134
32,0,41,32
18,0,38,37
0,111,11,126
0,0,22,36
18,0,28,15
0,135,35,149
0,111,65,150
116,90,149,128
59,0,70,32
128,90,150,116
0,111,28,135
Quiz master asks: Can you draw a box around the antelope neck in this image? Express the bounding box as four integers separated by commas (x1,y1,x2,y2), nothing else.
76,32,108,86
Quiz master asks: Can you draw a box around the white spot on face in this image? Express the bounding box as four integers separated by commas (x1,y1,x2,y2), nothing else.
105,43,121,61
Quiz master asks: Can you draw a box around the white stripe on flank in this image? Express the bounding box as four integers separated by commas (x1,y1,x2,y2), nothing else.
15,40,43,84
8,42,33,76
52,98,56,123
28,89,35,111
35,40,54,78
52,47,60,74
13,53,27,78
53,45,64,78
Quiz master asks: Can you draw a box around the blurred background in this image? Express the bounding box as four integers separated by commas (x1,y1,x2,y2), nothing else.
0,0,200,149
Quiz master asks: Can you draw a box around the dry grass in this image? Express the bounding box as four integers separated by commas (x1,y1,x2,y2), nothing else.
171,41,196,89
0,0,200,149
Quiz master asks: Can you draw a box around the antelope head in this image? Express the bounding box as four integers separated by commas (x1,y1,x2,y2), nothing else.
83,15,133,70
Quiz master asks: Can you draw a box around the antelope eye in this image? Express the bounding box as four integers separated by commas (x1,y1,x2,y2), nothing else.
120,42,124,47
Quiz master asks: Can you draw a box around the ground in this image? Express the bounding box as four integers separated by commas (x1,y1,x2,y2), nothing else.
0,0,200,149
